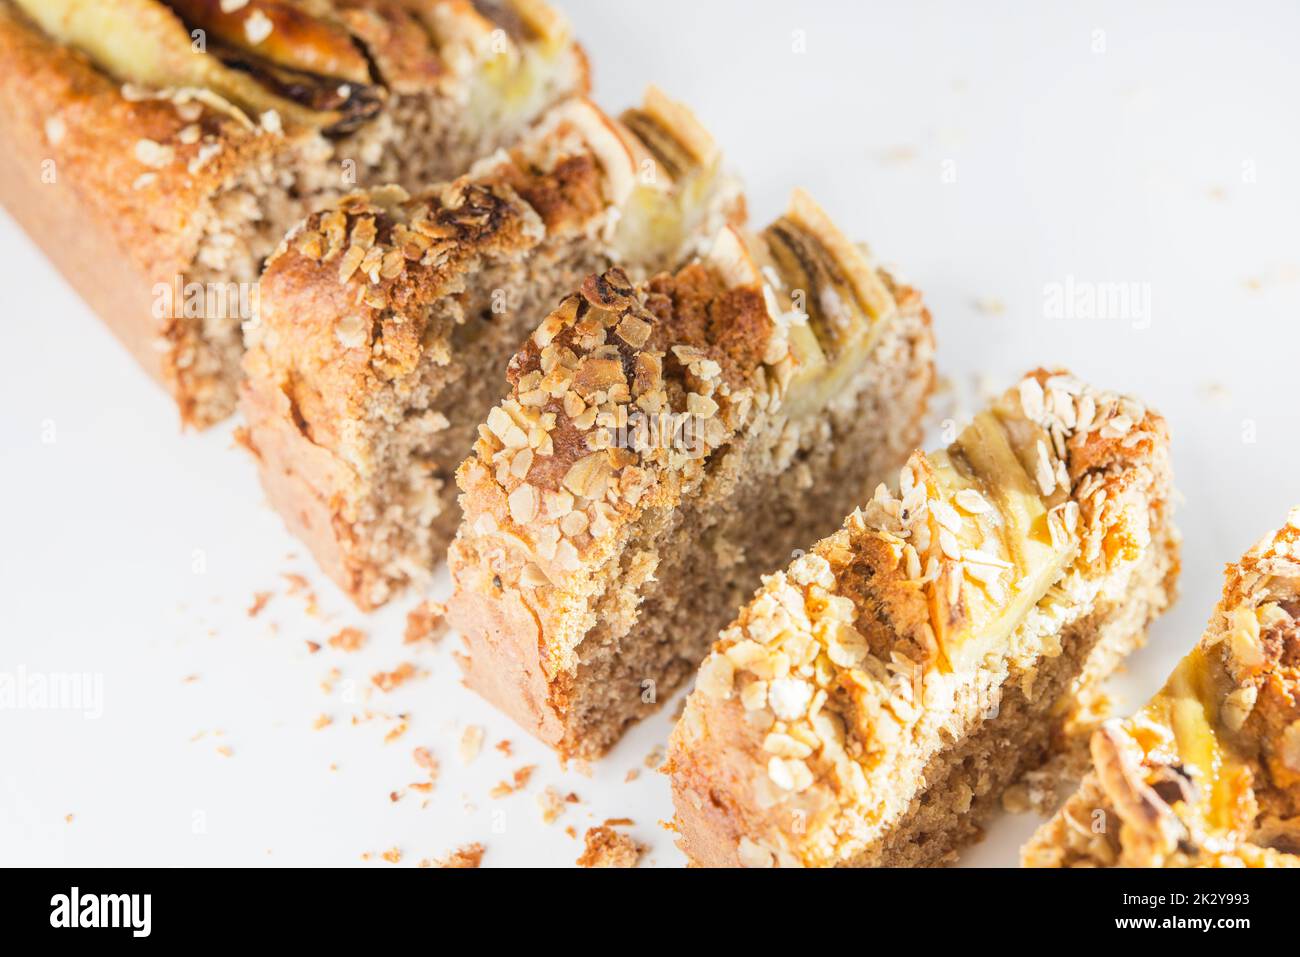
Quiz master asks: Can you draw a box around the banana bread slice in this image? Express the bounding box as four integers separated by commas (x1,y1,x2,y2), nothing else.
448,191,936,759
667,370,1180,867
1023,510,1300,868
240,91,745,609
0,0,587,426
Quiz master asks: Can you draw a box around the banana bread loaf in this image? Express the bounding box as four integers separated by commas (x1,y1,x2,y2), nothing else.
0,0,587,426
240,90,745,609
1023,509,1300,868
667,369,1180,866
448,191,936,759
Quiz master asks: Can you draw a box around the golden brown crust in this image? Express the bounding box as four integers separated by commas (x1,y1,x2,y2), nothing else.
0,1,279,418
1024,510,1300,868
668,369,1176,867
0,0,588,426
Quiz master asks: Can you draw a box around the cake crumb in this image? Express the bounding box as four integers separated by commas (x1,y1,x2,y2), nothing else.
306,641,321,654
216,745,234,758
459,725,484,764
576,826,644,868
247,591,272,617
404,599,449,645
381,847,403,864
495,739,513,757
65,814,74,824
328,626,367,652
372,662,418,692
489,765,536,798
436,842,485,868
282,573,318,616
624,769,640,783
538,786,566,824
413,746,439,782
313,714,332,730
643,746,665,770
384,721,409,743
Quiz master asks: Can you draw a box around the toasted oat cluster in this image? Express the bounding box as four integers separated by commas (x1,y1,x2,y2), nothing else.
0,0,587,425
1024,510,1300,868
449,190,936,759
240,91,744,609
668,369,1179,867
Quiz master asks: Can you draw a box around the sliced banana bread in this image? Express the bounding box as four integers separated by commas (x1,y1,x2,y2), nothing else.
667,370,1180,866
1023,509,1300,868
448,191,936,759
241,91,745,609
0,0,587,425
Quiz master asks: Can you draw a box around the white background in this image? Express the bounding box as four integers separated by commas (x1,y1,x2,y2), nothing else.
2,0,1297,867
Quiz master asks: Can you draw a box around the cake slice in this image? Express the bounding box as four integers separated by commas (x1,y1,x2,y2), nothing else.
240,91,745,609
1023,510,1300,868
447,191,936,759
667,370,1180,867
0,0,587,426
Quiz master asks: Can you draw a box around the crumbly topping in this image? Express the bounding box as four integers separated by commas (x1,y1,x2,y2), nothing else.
459,257,799,593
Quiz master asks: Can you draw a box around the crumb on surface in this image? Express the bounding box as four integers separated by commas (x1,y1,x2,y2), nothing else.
538,786,566,824
489,764,536,798
576,826,645,868
372,662,418,692
381,847,402,864
413,746,440,782
313,713,332,730
404,599,450,645
459,725,484,764
328,626,367,652
436,842,485,868
247,591,272,617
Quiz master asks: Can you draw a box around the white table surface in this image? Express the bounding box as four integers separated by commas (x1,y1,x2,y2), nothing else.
2,0,1298,867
